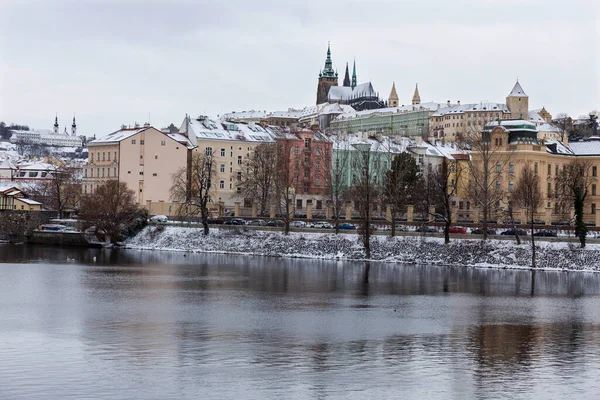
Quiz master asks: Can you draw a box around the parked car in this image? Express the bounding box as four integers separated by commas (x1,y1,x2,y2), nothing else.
312,221,333,229
534,229,557,237
500,228,527,236
290,220,306,228
448,226,467,234
415,226,438,233
208,217,226,224
338,222,356,230
246,219,266,226
267,219,285,227
149,215,168,224
471,227,497,235
226,218,246,225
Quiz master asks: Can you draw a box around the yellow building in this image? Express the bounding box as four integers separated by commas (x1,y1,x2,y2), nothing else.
84,124,194,216
0,186,42,211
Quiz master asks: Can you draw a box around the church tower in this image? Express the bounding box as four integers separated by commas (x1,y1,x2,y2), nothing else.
343,62,351,87
506,80,529,120
53,115,59,134
316,42,338,104
388,82,398,107
351,60,357,88
412,84,421,105
71,115,77,136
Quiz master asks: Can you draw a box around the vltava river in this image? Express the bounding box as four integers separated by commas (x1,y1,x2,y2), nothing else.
1,245,600,399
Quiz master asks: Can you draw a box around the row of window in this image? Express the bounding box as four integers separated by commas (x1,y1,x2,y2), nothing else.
91,151,118,162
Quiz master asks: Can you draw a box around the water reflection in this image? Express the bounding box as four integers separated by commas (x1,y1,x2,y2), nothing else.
2,245,600,399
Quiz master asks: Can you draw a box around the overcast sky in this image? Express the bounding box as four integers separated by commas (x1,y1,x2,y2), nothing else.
1,0,599,137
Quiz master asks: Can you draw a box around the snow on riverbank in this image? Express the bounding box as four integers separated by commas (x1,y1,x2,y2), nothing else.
126,226,600,271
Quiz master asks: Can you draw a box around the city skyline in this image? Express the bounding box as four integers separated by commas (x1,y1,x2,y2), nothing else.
1,0,598,137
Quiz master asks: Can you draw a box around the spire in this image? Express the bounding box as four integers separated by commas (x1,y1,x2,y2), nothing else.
54,114,59,134
320,41,335,78
343,62,350,86
508,80,527,97
412,83,421,105
389,82,398,107
71,114,77,136
351,59,357,88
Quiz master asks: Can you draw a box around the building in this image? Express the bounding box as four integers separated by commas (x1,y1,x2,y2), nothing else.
84,124,194,216
429,101,511,141
329,102,442,139
10,116,83,147
299,102,355,131
0,185,42,211
315,43,385,111
0,160,58,189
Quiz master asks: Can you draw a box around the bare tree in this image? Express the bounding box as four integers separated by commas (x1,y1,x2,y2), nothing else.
553,113,572,143
513,165,543,267
237,142,278,217
80,180,146,243
349,143,378,258
384,152,420,237
26,160,81,218
273,138,298,235
426,158,463,244
555,159,595,248
321,139,351,234
464,126,513,240
170,150,216,235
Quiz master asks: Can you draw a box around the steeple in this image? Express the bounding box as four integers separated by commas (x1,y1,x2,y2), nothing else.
389,82,399,107
351,59,357,88
412,83,421,105
321,41,336,79
506,79,529,119
71,115,77,136
343,62,351,87
507,80,527,97
53,114,59,134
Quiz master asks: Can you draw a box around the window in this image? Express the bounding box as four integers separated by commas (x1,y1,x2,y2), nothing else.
206,147,212,156
594,166,598,177
509,162,514,174
102,152,105,161
499,138,503,146
140,140,144,145
295,146,299,155
304,138,311,149
107,152,111,161
220,164,225,173
90,153,94,162
496,181,501,193
555,164,559,176
97,168,100,177
508,181,514,193
316,177,320,185
153,173,157,177
593,204,597,215
548,164,551,176
84,169,87,178
316,161,320,170
139,171,144,176
303,183,309,193
534,162,538,175
548,182,552,198
221,148,225,157
237,156,242,165
114,151,117,160
237,172,242,182
132,139,136,144
84,185,87,194
161,140,166,146
97,152,100,161
496,162,501,173
296,199,303,208
220,180,225,189
316,148,320,156
102,168,105,177
107,169,110,177
304,155,310,163
593,184,597,196
316,200,322,209
304,168,310,178
90,169,93,177
155,155,158,159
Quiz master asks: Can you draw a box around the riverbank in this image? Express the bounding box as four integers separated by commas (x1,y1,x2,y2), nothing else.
126,226,600,271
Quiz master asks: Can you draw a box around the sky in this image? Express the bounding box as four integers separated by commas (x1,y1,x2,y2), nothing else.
1,0,599,137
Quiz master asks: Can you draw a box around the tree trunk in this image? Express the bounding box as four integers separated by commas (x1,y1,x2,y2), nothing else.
390,215,396,237
530,217,536,268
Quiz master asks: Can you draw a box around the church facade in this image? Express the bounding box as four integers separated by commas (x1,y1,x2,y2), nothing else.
315,44,385,111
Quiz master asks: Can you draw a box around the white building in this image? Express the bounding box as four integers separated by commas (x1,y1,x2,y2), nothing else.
10,116,83,147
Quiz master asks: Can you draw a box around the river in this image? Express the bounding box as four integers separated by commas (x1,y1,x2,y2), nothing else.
1,244,600,399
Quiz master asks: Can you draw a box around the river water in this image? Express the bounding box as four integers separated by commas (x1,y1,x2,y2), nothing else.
1,245,600,399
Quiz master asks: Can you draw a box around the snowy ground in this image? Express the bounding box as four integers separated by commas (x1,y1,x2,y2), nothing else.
126,226,600,272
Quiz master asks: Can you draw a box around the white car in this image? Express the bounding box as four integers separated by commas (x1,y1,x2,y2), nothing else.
290,221,306,228
312,221,333,229
149,215,168,224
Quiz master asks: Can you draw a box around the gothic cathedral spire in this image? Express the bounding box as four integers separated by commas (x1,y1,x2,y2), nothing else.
412,84,421,105
351,59,357,88
343,62,351,87
71,115,77,136
54,114,59,134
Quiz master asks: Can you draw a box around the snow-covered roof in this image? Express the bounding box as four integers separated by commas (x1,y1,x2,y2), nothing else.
16,162,57,171
544,139,573,155
221,110,268,121
89,127,149,145
508,81,527,97
327,82,377,102
331,133,411,154
410,140,469,161
16,197,41,205
484,119,537,131
181,116,276,144
298,102,355,122
268,109,304,119
431,102,509,117
537,123,561,133
0,159,16,170
568,140,600,156
0,185,20,193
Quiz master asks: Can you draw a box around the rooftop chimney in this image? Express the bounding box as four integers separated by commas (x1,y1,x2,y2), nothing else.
447,100,451,106
457,100,461,105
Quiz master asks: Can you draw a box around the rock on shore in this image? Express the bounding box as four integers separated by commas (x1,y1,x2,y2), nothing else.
126,226,600,271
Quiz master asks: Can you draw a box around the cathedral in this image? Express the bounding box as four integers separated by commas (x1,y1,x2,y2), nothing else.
315,43,385,111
